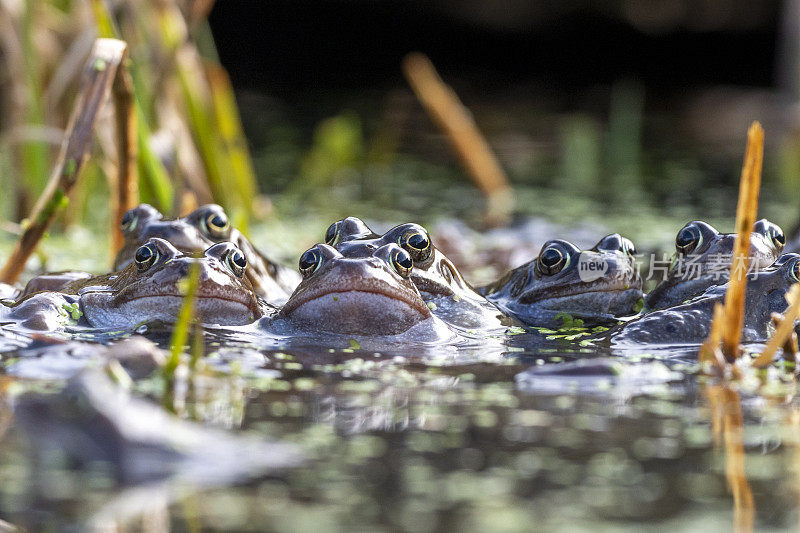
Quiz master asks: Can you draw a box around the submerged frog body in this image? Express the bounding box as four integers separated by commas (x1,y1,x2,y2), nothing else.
114,203,300,303
479,234,643,327
270,243,453,340
323,217,512,330
615,253,800,345
645,219,784,310
1,238,263,331
16,370,301,485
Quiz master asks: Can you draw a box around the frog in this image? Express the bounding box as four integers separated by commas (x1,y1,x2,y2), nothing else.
645,219,785,310
322,217,514,331
614,252,800,345
0,238,264,331
114,203,300,304
15,370,302,485
268,242,454,340
478,234,643,327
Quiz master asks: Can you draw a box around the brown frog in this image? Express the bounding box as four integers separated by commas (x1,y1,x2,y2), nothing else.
1,238,264,331
322,217,513,331
114,204,300,304
645,219,784,310
269,243,454,340
479,234,643,327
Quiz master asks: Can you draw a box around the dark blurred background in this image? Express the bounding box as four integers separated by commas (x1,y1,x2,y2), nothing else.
208,0,800,239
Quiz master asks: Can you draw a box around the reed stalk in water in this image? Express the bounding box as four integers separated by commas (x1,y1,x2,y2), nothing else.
699,302,727,369
402,52,513,226
753,284,800,368
164,260,201,382
111,49,138,255
721,122,764,361
705,385,754,533
0,39,129,284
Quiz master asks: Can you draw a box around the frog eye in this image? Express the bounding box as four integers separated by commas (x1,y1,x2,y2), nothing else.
202,210,230,239
120,209,137,232
225,249,247,278
622,239,636,257
399,230,432,261
299,249,322,278
391,248,413,278
770,227,786,248
676,224,702,255
790,258,800,283
134,244,158,272
325,221,341,246
538,246,568,275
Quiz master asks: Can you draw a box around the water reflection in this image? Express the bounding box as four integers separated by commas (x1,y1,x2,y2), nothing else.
1,327,800,529
705,384,754,533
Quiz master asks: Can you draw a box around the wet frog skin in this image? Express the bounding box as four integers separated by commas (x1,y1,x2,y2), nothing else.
269,243,454,340
1,238,263,331
479,234,643,327
645,219,784,310
114,203,300,304
323,217,513,331
615,253,800,345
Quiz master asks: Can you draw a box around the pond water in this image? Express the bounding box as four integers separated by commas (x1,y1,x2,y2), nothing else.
0,213,798,532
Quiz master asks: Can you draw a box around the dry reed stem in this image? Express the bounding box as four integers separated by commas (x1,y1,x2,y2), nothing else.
402,52,513,226
754,285,800,368
721,122,764,361
706,385,755,533
0,38,127,283
699,302,728,370
111,50,138,255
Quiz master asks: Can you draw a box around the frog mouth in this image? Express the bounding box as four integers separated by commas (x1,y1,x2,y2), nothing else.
81,290,261,327
281,278,430,317
521,276,642,304
279,279,431,335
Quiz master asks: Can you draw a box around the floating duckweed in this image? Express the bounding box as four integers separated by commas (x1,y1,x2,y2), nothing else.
473,409,498,427
293,378,316,391
513,409,552,427
269,401,288,416
268,380,292,392
61,303,82,321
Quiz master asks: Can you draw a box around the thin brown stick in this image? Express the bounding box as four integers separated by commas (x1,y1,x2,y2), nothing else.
111,50,138,255
402,52,513,226
0,38,128,284
721,388,755,533
704,385,755,533
754,285,800,368
699,302,727,369
721,122,764,361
